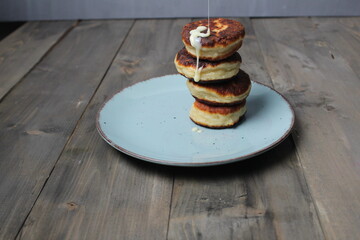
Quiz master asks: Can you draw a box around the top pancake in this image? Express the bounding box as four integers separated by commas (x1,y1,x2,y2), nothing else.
182,18,245,61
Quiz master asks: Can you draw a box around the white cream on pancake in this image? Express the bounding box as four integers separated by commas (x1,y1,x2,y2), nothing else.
175,60,240,82
184,38,242,61
190,26,210,82
188,0,211,82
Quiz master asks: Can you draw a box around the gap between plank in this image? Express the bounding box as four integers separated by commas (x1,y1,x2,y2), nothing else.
13,19,135,240
165,173,176,240
0,21,80,104
248,17,327,239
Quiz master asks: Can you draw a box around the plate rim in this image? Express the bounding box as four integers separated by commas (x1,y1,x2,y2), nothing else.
96,74,295,167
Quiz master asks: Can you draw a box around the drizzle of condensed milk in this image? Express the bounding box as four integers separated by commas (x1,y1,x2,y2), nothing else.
189,0,210,82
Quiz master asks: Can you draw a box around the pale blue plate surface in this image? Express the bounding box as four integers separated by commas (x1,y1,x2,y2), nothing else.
96,74,295,166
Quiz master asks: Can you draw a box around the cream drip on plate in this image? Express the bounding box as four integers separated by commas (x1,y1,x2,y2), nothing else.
192,127,203,133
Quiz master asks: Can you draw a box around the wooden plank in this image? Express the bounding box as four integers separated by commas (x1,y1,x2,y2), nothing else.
252,17,360,240
167,18,324,240
0,21,75,101
0,20,133,240
16,19,190,240
310,17,360,79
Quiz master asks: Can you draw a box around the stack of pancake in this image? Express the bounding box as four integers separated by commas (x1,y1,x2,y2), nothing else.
174,18,252,128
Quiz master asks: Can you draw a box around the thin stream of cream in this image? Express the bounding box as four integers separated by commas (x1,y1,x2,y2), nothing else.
208,0,210,29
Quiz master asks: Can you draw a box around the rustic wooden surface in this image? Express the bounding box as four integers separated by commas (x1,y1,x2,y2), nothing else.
252,17,360,240
0,17,359,240
0,20,133,239
0,21,76,101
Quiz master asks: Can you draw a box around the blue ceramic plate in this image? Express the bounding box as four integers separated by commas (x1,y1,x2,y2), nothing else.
96,74,294,166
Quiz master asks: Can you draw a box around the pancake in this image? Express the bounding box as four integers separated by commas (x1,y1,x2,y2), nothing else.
189,100,247,128
174,48,241,82
186,70,251,106
182,18,245,61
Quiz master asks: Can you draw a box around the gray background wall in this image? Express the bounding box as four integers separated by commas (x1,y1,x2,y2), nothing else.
1,0,360,21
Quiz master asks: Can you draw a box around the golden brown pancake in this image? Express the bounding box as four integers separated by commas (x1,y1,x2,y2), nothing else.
186,70,251,106
174,48,241,82
182,18,245,61
190,100,247,128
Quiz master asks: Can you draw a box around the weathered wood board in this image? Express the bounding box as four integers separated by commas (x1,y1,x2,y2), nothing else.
17,19,190,240
1,17,359,240
0,20,133,239
253,17,360,240
0,21,75,100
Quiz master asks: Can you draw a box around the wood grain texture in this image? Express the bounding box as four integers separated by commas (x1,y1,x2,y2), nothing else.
0,21,75,101
167,18,324,240
311,17,360,79
252,17,360,240
16,19,190,240
0,20,133,240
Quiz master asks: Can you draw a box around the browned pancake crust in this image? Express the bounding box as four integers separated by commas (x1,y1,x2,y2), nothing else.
175,48,241,68
189,69,251,95
194,99,246,115
190,114,246,129
182,18,245,48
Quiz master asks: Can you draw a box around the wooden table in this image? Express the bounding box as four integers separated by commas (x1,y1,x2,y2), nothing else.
0,17,359,240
